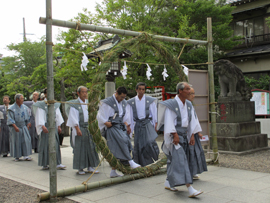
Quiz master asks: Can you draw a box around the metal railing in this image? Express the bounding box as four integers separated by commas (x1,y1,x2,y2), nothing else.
235,33,270,45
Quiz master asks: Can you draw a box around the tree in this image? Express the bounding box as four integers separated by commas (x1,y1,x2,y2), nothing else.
54,8,104,100
244,75,270,91
95,0,239,92
1,39,46,100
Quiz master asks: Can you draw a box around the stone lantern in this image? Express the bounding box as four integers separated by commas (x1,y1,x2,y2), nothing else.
87,35,131,82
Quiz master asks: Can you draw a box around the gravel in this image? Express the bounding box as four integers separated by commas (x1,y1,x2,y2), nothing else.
217,140,270,173
0,176,77,203
1,139,269,202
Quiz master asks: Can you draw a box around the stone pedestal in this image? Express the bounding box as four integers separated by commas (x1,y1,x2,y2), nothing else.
214,101,268,154
216,101,255,123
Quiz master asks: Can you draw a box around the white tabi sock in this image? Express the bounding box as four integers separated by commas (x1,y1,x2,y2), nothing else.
128,160,141,169
88,167,99,173
187,185,203,197
78,169,85,175
110,170,123,178
187,185,197,195
57,164,66,169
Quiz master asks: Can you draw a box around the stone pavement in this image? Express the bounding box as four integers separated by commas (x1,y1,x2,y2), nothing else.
1,138,270,203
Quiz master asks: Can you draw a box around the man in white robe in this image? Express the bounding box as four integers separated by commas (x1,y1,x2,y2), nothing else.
66,86,100,175
127,82,159,166
7,94,32,161
97,86,140,178
33,89,66,170
24,91,39,153
157,82,203,198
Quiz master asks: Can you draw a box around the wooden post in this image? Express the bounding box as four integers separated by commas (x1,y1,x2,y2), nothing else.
39,17,207,46
46,0,57,201
37,168,167,201
207,17,219,164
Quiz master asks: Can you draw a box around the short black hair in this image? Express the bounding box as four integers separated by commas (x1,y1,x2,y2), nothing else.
3,95,10,101
43,88,47,94
135,82,146,90
116,86,127,95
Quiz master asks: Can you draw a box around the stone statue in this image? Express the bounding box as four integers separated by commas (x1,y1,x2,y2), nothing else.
214,59,251,101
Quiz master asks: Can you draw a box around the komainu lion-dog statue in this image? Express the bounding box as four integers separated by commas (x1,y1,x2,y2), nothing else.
214,59,251,101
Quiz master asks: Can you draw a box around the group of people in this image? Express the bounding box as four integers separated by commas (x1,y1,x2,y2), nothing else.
0,89,66,169
0,81,207,198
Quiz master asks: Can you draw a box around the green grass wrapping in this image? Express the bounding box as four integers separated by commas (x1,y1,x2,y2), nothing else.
88,33,186,175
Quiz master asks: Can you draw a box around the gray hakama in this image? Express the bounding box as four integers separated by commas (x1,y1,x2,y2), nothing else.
127,96,159,166
102,96,133,161
159,99,193,187
0,105,10,155
66,99,99,170
24,101,39,151
7,103,32,158
32,102,61,166
189,133,208,176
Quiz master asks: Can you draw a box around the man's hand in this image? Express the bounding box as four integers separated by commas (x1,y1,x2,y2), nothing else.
198,132,203,139
58,126,62,135
124,122,131,134
12,124,19,132
42,125,49,133
27,123,31,130
104,122,112,128
172,133,179,145
126,125,131,135
155,123,158,132
75,126,82,136
189,134,195,145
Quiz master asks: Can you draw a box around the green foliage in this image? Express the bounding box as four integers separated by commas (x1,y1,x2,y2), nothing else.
1,40,46,101
266,16,270,28
54,9,104,100
244,75,270,91
96,0,239,91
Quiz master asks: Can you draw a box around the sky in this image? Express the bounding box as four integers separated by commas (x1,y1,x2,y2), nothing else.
0,0,103,57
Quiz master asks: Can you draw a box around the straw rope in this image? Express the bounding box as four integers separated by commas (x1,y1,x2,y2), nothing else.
76,21,103,60
54,44,214,67
177,38,189,60
82,157,105,189
87,33,177,175
45,99,217,107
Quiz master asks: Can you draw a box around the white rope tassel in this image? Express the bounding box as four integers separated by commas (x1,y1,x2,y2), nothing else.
162,65,169,81
146,64,152,80
120,61,128,79
80,52,89,71
182,64,189,76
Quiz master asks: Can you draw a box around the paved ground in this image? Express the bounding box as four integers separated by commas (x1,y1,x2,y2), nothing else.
1,137,270,203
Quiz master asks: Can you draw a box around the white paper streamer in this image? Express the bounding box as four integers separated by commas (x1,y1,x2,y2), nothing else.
162,65,169,81
182,64,189,76
80,52,89,71
120,61,128,79
146,64,152,80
